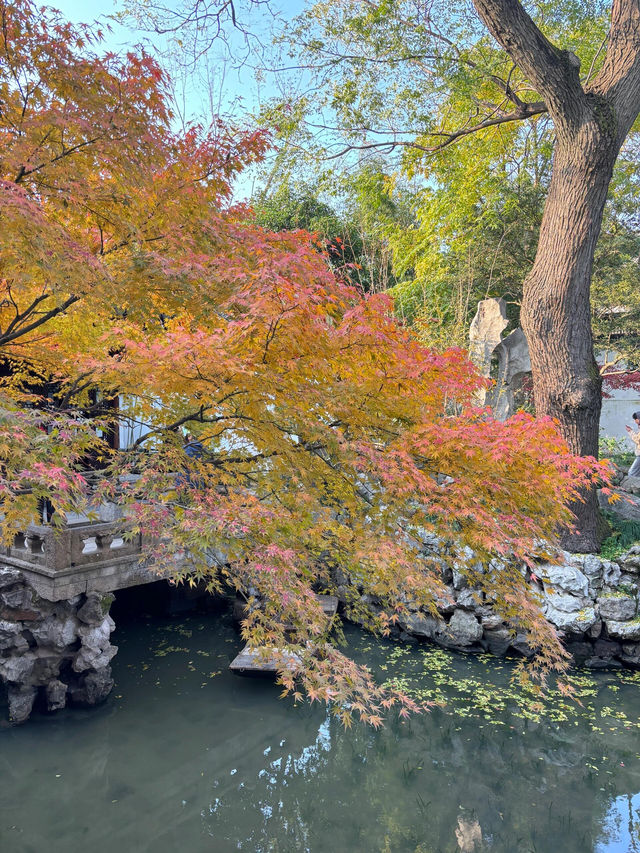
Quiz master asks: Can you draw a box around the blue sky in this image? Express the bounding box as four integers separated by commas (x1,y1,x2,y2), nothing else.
50,0,305,197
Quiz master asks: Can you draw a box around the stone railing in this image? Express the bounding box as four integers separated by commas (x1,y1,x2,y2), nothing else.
7,520,141,572
3,520,153,600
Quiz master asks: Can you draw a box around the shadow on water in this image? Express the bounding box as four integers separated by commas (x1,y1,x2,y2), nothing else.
1,591,640,852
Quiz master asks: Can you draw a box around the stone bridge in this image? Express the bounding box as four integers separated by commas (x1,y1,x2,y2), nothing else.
0,518,165,724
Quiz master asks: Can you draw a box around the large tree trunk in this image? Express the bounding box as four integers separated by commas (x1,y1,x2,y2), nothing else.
521,125,620,551
472,0,640,552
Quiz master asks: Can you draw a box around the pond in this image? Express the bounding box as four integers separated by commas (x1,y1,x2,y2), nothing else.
1,603,640,853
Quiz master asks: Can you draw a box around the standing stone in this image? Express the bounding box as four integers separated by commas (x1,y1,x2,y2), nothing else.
468,297,509,406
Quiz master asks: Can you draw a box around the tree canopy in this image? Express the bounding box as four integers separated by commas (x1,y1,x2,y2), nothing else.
0,0,611,720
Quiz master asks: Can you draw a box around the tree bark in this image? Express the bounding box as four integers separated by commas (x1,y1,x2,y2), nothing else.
521,127,619,551
473,0,640,551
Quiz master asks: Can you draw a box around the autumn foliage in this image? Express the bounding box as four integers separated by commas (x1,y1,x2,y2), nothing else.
0,0,609,723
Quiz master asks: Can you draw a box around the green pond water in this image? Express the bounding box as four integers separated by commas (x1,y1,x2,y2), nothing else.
2,603,640,853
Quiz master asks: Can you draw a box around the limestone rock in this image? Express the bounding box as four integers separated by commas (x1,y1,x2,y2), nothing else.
74,642,117,673
620,475,640,495
45,679,67,712
452,568,468,591
399,612,444,640
30,615,79,651
0,619,24,651
544,603,597,634
446,610,483,647
77,592,115,625
606,619,640,641
0,568,22,590
455,589,480,610
69,667,114,706
0,585,32,610
31,651,62,684
434,591,456,615
511,633,535,658
543,592,585,614
0,651,36,683
620,546,640,574
597,594,637,622
7,685,37,724
540,563,590,598
478,607,503,630
483,626,512,656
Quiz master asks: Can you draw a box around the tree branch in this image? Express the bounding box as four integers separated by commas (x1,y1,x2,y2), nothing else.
472,0,588,130
588,0,640,140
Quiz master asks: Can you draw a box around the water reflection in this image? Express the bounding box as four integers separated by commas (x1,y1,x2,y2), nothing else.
1,611,640,852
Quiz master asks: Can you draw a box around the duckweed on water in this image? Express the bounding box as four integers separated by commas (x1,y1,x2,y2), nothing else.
352,634,640,731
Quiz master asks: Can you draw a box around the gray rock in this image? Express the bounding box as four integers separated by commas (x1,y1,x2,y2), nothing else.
606,619,640,641
0,585,32,610
77,592,115,625
31,651,62,684
478,607,503,630
0,651,36,683
540,563,589,597
0,569,22,590
597,594,637,622
45,679,67,712
73,642,117,673
434,591,456,615
620,475,640,495
77,615,115,650
446,610,483,646
543,592,585,614
600,488,640,523
602,561,622,589
511,633,535,658
30,615,79,651
399,612,444,640
566,641,591,664
455,589,481,610
620,546,640,574
7,685,37,724
0,619,23,651
483,626,512,656
588,618,603,639
69,667,114,706
544,603,597,633
594,639,621,659
452,568,468,591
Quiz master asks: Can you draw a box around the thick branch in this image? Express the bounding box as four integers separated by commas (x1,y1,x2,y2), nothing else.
588,0,640,140
472,0,588,130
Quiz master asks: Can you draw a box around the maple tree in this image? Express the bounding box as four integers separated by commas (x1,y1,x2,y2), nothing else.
0,0,609,723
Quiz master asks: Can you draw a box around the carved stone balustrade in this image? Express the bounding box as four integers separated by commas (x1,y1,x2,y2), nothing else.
3,520,158,601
